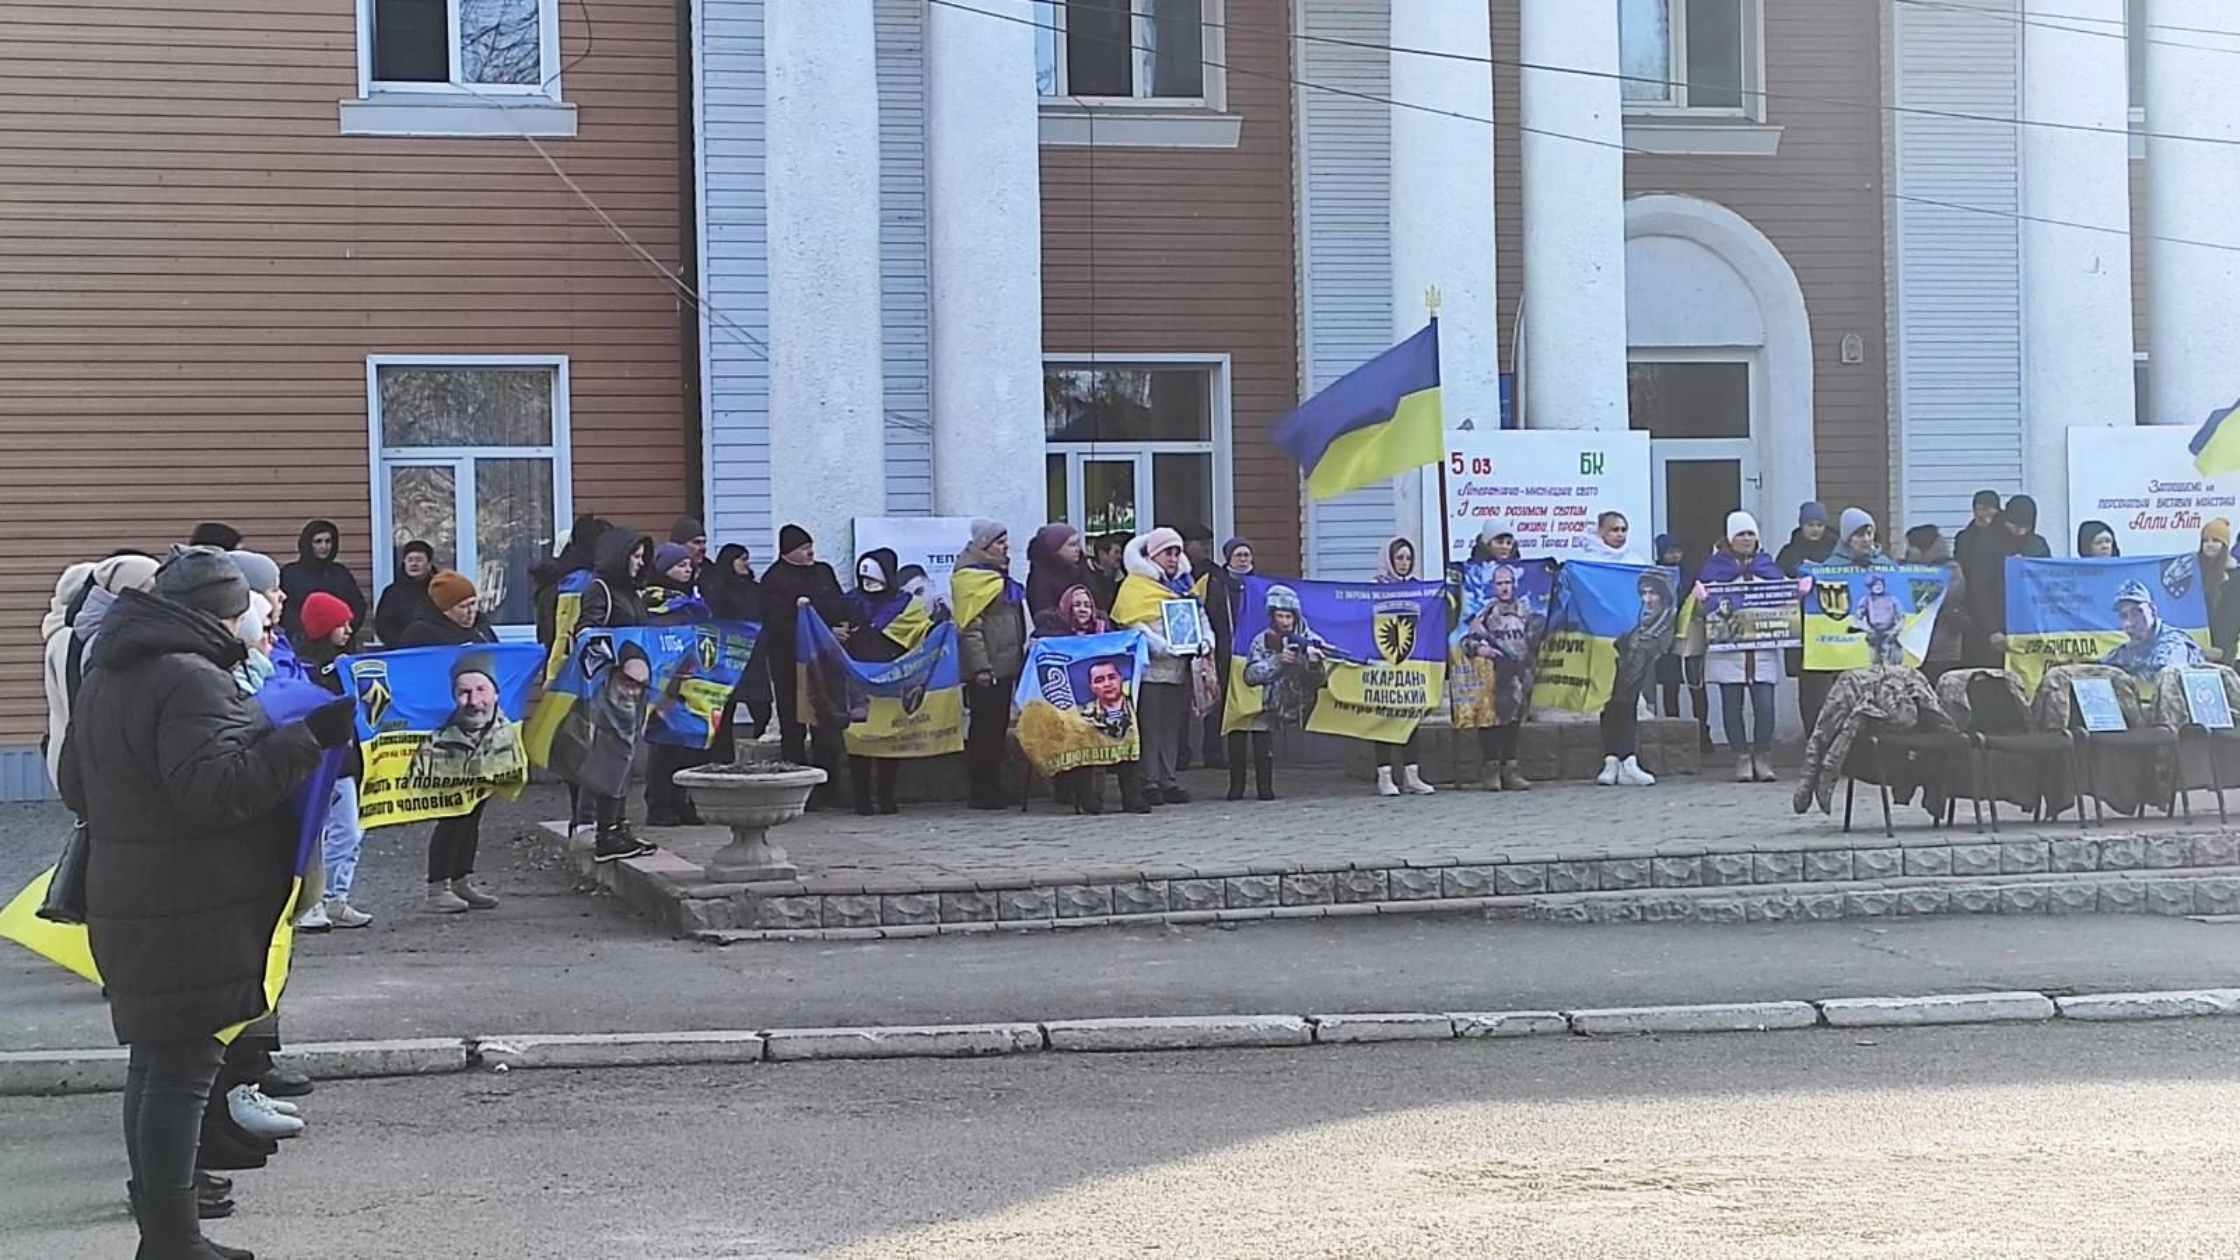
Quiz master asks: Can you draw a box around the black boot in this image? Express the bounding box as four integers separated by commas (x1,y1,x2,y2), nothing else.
876,762,899,816
1255,746,1275,801
141,1182,252,1259
1227,758,1246,801
1078,768,1105,816
849,759,875,817
1118,764,1152,814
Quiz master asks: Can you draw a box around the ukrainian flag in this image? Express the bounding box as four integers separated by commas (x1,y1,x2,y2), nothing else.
1276,321,1445,501
2192,398,2240,475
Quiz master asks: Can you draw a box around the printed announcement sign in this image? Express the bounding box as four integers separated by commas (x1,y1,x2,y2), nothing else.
1442,430,1653,562
2068,427,2240,557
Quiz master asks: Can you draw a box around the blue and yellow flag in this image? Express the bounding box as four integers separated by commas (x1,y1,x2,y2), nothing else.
1275,320,1444,501
2004,555,2210,695
1447,558,1556,730
1531,561,1681,714
2193,398,2240,476
1801,564,1948,671
528,623,758,763
1013,630,1150,776
342,644,544,829
799,607,964,758
540,569,594,682
1224,574,1447,742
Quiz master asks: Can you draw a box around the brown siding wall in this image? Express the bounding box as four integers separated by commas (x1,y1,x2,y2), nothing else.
0,0,688,743
1491,0,1892,525
1039,0,1302,577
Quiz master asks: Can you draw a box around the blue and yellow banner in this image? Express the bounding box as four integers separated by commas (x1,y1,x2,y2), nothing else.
1274,320,1444,501
1013,630,1150,776
529,623,758,762
540,568,594,682
2005,555,2210,694
800,608,964,759
343,644,543,829
1224,574,1447,742
1801,564,1948,671
1447,558,1556,730
1532,561,1680,715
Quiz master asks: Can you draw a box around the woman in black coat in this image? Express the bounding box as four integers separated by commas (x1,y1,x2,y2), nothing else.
758,524,850,795
278,518,368,644
58,551,351,1258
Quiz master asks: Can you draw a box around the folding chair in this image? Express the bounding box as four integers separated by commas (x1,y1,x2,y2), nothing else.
1842,720,1973,839
1960,671,2082,835
2066,680,2179,828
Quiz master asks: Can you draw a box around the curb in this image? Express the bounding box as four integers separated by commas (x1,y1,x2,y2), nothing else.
9,988,2240,1096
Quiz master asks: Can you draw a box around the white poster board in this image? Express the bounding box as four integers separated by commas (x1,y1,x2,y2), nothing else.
2068,427,2239,557
1441,430,1653,561
854,515,1024,612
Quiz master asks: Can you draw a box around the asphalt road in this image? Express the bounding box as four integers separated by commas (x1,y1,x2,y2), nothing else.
8,1020,2240,1258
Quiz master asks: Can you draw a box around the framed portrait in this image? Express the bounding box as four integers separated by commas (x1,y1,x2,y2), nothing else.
1162,599,1210,656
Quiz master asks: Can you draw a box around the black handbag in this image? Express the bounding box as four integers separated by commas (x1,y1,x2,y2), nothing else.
36,821,89,925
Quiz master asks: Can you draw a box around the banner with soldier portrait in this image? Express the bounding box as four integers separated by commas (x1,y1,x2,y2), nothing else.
341,643,544,829
1799,564,1947,672
1447,557,1557,730
1012,629,1150,777
1531,561,1680,715
799,609,965,759
1224,574,1448,743
2004,555,2210,695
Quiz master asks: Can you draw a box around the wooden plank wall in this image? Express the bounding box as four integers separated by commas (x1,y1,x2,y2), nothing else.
0,0,690,744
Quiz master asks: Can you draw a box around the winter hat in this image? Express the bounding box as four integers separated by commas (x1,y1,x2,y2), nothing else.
777,524,812,557
1725,511,1761,541
1973,489,2004,512
300,592,354,643
450,651,498,690
1140,526,1184,559
92,553,160,595
653,542,693,576
2205,519,2234,550
1222,537,1252,563
154,549,251,620
670,516,706,545
2004,494,2040,531
235,592,272,650
189,522,244,551
1907,524,1945,553
1798,501,1829,527
969,518,1008,551
1838,507,1875,542
428,570,477,613
224,550,281,596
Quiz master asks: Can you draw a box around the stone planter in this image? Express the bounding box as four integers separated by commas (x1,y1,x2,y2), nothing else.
673,763,827,883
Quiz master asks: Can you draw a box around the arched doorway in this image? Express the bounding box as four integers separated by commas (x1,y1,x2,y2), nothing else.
1623,194,1816,561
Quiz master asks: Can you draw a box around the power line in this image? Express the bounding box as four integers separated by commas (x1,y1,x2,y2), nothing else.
939,0,2240,254
1888,0,2240,51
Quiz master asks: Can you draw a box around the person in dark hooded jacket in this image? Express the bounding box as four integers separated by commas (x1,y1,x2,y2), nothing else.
702,543,771,758
278,519,367,644
578,530,653,630
670,516,708,575
641,542,714,827
532,515,616,648
58,550,351,1259
373,540,436,647
759,524,851,797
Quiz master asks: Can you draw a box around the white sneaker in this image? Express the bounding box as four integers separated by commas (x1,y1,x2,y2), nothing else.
228,1085,305,1139
1617,756,1658,787
294,901,331,932
1375,766,1401,797
1596,756,1621,787
1399,765,1437,796
250,1088,301,1118
324,899,373,929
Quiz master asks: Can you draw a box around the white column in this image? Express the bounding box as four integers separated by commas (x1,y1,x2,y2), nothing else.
2146,0,2240,427
2022,0,2136,546
928,0,1046,552
1519,0,1629,432
765,1,886,560
1390,0,1500,558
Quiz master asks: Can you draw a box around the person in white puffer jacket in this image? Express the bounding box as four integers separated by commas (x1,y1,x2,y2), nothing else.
41,552,160,789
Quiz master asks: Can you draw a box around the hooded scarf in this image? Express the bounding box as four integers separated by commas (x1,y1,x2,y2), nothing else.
1034,584,1112,638
2077,520,2120,558
279,519,367,642
1372,536,1420,584
1025,524,1088,617
702,543,764,624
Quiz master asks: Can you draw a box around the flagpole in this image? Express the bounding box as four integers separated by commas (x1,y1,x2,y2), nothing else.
1426,286,1452,575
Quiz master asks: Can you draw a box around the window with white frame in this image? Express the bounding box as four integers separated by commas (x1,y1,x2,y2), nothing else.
369,357,571,634
1619,0,1761,117
1044,359,1229,542
360,0,561,97
1033,0,1220,105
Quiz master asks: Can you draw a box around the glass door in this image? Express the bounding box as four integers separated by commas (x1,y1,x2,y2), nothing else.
384,459,464,575
1048,451,1152,538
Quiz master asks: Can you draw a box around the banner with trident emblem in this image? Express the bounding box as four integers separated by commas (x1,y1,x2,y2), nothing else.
341,643,546,829
1224,574,1448,743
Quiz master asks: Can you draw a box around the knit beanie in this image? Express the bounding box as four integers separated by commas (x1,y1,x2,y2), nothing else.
154,549,251,620
1222,537,1252,562
1838,507,1876,543
2206,519,2234,550
969,518,1008,552
1139,526,1184,559
777,524,812,557
224,550,281,596
1798,501,1829,527
300,592,354,643
428,570,477,613
1725,511,1761,541
653,542,693,576
189,522,244,551
1032,522,1078,559
669,515,706,545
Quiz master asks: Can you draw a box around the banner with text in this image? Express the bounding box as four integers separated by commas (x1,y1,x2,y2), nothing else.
1447,557,1557,729
2005,555,2210,694
2068,426,2240,558
1532,561,1680,715
856,516,1020,615
1013,630,1149,777
1699,580,1805,653
342,644,543,829
1441,430,1653,562
1223,575,1448,742
800,609,966,759
1799,565,1947,671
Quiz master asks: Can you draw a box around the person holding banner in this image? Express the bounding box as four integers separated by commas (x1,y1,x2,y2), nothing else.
2195,520,2237,650
641,543,715,827
57,550,352,1260
2076,520,2120,560
761,525,850,791
1116,528,1198,804
396,571,512,910
703,542,772,753
1797,508,1897,734
1025,523,1089,621
295,592,374,930
1370,537,1437,795
1697,512,1784,783
1594,567,1679,788
1206,538,1268,800
955,521,1030,810
530,514,614,651
844,548,912,815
